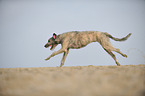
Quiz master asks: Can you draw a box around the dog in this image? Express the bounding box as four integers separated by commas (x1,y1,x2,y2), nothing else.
44,31,131,67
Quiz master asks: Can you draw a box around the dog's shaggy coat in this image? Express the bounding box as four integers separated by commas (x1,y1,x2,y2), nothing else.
44,31,131,67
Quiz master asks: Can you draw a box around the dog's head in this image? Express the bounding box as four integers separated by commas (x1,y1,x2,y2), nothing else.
44,33,59,50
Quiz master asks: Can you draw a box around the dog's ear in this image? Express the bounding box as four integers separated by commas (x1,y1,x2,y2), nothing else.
53,33,57,39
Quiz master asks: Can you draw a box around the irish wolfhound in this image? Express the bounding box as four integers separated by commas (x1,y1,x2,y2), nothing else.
44,31,131,67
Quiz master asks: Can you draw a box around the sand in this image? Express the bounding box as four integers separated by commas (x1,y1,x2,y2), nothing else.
0,65,145,96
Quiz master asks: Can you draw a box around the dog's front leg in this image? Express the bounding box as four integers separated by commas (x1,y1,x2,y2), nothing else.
60,49,69,67
45,48,65,61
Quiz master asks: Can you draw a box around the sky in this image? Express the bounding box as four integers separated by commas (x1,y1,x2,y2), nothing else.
0,0,145,68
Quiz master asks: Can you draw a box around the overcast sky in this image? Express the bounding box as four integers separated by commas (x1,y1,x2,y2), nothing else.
0,0,145,68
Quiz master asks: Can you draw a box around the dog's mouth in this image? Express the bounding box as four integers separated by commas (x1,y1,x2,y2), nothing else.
50,45,53,50
46,45,56,50
50,44,58,50
44,43,58,50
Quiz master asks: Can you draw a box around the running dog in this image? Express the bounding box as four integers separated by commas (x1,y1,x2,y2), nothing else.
44,31,131,67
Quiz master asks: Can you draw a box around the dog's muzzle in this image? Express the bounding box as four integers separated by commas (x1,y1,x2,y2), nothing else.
44,44,49,48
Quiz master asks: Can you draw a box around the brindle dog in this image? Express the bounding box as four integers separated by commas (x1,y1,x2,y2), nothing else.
44,31,131,67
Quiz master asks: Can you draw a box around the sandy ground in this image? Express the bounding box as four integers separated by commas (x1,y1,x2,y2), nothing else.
0,65,145,96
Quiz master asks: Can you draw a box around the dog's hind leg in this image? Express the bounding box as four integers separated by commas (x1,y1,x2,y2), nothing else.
45,48,65,61
60,49,69,67
112,48,127,58
98,34,121,66
104,48,121,66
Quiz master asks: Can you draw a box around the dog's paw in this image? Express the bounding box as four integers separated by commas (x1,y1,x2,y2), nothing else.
123,54,127,58
116,62,121,66
45,58,50,61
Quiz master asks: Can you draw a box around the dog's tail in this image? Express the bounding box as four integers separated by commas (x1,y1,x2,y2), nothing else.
104,32,132,41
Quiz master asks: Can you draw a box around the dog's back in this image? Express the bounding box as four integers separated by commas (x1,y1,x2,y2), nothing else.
58,31,100,49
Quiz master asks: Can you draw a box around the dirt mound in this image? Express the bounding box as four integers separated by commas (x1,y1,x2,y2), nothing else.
0,65,145,96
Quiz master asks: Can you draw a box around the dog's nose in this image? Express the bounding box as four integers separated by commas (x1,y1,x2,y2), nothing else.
44,44,49,48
